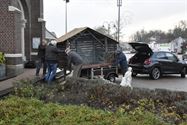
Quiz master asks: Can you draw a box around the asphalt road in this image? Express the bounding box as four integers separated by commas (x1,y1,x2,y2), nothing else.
116,74,187,92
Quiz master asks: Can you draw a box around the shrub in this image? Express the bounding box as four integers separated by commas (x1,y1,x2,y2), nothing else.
0,96,168,125
12,78,187,124
0,52,5,64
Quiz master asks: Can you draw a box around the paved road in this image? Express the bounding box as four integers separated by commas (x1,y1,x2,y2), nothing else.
117,74,187,92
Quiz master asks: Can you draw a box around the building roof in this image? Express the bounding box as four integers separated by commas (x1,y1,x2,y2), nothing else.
56,27,87,43
45,28,57,40
56,27,118,43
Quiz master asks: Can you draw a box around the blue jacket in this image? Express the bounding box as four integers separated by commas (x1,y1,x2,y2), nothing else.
114,52,128,72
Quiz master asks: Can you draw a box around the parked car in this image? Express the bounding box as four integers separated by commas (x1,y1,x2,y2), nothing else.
128,42,187,80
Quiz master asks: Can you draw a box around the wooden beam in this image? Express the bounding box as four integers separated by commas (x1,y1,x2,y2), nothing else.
87,31,104,47
105,37,108,53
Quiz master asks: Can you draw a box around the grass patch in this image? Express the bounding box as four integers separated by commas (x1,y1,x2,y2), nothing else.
0,96,168,125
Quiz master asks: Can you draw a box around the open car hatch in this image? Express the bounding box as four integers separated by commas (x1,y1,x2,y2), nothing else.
128,42,153,53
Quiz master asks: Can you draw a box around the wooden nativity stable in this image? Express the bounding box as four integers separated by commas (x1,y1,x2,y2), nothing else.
56,27,118,64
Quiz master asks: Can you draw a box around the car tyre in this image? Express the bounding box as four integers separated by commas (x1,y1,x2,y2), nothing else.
181,67,186,78
107,74,116,83
132,72,137,77
150,67,161,80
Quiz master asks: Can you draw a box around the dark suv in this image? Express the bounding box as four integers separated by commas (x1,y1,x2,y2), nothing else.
128,43,187,80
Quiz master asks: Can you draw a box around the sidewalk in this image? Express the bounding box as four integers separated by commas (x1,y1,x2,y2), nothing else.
0,68,36,96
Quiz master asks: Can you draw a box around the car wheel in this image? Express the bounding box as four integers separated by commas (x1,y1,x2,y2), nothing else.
132,72,137,77
181,67,186,78
150,67,161,80
107,74,116,83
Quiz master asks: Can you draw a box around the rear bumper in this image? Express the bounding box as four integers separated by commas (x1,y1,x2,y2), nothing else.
128,64,152,74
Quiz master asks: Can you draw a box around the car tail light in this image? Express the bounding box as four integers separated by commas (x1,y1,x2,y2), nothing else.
144,58,151,65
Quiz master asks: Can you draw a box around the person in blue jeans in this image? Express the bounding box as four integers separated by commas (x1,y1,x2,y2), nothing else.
113,46,128,76
45,40,64,84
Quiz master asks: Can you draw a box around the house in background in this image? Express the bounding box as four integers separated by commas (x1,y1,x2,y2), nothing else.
170,37,186,53
56,27,118,64
148,38,171,52
45,29,57,43
148,37,187,53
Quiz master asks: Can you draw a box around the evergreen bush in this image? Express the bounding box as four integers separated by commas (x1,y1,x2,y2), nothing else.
0,52,5,64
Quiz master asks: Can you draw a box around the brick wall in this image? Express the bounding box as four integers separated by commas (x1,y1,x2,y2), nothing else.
0,0,15,53
30,0,45,60
0,0,22,76
0,0,44,77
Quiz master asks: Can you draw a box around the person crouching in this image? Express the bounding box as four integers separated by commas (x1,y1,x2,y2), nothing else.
65,47,84,78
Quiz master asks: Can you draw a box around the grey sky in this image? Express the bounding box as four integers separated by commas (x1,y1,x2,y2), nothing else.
44,0,187,41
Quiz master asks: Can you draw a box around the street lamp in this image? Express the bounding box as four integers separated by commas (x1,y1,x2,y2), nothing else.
64,0,69,34
117,0,122,43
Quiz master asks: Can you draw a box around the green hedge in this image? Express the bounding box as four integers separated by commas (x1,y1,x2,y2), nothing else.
0,96,168,125
12,79,187,124
0,52,5,64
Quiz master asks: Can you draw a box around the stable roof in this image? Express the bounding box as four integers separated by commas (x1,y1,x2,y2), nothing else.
56,27,118,43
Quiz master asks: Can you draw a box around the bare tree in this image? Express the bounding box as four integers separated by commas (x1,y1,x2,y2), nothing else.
95,26,114,39
173,20,187,38
95,11,132,41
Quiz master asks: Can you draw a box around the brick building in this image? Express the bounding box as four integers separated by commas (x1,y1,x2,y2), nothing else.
0,0,45,77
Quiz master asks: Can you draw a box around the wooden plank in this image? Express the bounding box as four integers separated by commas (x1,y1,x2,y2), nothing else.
82,63,112,69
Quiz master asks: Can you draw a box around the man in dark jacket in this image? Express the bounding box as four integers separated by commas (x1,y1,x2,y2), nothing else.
65,47,84,78
114,46,128,76
45,40,64,84
35,40,47,76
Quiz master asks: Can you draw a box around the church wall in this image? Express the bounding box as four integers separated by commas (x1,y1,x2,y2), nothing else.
0,0,44,77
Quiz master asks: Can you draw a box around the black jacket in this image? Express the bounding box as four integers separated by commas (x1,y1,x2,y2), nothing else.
37,44,46,59
45,44,64,63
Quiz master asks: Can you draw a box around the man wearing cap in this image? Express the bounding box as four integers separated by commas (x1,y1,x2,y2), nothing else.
65,46,84,78
114,46,128,76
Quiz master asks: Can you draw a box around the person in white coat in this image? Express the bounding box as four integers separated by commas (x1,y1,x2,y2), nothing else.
120,67,133,89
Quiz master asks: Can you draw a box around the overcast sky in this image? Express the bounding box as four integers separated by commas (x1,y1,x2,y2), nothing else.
44,0,187,41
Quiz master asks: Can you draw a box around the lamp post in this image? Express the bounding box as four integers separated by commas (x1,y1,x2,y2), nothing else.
64,0,69,34
117,0,122,43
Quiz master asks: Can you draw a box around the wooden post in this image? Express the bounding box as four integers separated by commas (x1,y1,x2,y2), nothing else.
101,67,103,77
116,66,118,74
91,68,94,79
105,37,108,53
